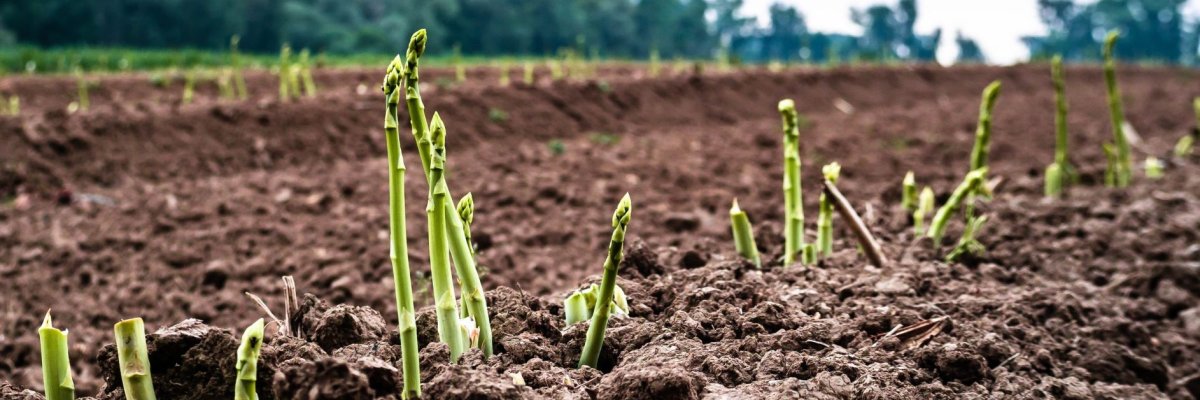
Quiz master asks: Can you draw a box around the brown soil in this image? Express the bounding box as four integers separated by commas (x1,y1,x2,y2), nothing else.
2,63,1199,399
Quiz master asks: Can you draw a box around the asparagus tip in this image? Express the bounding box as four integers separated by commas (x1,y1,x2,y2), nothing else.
822,162,841,182
458,193,475,223
42,309,53,328
613,193,632,228
430,112,446,147
408,29,428,60
778,98,795,113
730,198,741,213
383,55,403,94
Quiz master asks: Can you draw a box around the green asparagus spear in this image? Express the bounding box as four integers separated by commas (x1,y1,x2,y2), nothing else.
778,99,805,264
927,168,988,248
1102,31,1132,187
729,199,761,268
817,162,841,257
234,319,264,400
382,56,421,398
901,171,917,211
579,194,632,369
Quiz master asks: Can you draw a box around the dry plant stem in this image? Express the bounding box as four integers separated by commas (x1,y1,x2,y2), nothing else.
927,168,987,247
39,312,75,400
580,194,632,369
1102,31,1132,187
234,319,265,400
114,318,156,400
778,99,805,264
282,276,298,336
383,57,421,397
822,180,887,269
729,199,761,267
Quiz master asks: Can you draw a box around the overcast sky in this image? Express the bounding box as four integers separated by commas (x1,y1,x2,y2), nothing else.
741,0,1200,65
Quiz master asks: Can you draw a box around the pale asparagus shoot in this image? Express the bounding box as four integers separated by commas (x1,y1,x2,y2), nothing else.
234,319,265,400
913,187,935,236
39,311,75,400
901,171,917,211
817,162,841,257
778,99,805,264
729,199,761,267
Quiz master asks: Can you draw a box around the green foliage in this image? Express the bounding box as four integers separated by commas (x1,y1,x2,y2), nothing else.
547,139,566,155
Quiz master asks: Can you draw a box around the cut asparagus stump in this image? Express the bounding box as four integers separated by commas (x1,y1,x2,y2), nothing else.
729,199,761,268
382,55,421,398
234,319,265,400
39,311,75,400
580,194,632,369
114,318,156,400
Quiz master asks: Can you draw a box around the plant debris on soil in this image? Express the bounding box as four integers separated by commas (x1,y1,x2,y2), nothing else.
2,64,1199,399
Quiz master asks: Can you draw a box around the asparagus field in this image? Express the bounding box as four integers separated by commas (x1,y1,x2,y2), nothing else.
2,59,1200,399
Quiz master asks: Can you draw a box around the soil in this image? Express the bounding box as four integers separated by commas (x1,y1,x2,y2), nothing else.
2,63,1199,399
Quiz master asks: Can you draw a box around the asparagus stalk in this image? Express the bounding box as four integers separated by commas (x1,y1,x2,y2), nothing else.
234,319,265,400
230,36,248,99
433,120,493,358
523,62,534,85
382,56,421,398
580,194,632,369
901,171,917,211
453,44,465,83
969,81,1002,174
426,132,465,362
39,311,75,400
287,64,302,99
456,193,475,319
1144,157,1164,179
299,49,317,97
649,49,661,78
927,168,988,248
778,99,805,264
499,63,510,87
114,318,156,400
1045,55,1074,197
1102,31,1132,187
278,44,291,102
404,30,433,178
1176,98,1199,157
181,69,195,105
729,199,761,267
75,69,89,112
945,215,989,262
7,95,17,116
913,186,935,235
817,162,840,257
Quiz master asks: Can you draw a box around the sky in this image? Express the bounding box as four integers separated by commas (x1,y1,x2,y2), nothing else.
741,0,1200,65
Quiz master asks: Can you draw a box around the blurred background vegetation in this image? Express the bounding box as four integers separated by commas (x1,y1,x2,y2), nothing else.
0,0,1194,73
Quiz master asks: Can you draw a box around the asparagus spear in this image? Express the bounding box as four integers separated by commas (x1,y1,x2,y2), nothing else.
383,56,421,397
114,318,156,400
969,81,1002,174
278,44,291,102
234,319,264,400
778,99,805,264
927,168,988,248
579,194,632,369
1102,31,1132,187
39,311,75,400
1045,55,1075,197
729,199,761,268
817,162,840,257
230,36,248,99
901,171,917,211
913,186,935,236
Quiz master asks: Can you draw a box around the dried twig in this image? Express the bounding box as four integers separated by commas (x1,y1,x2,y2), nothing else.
881,316,949,350
244,291,286,336
283,276,299,336
822,179,888,269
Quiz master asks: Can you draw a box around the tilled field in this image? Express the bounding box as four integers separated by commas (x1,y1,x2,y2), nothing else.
1,64,1199,399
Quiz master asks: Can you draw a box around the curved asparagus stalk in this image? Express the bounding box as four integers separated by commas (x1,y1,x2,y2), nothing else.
969,81,1002,173
580,194,632,369
427,137,465,362
778,99,805,264
39,311,75,400
927,168,988,247
817,162,840,257
729,199,761,268
456,193,475,319
1102,31,1132,187
901,172,917,211
114,318,156,400
404,30,433,178
234,319,264,400
382,56,421,398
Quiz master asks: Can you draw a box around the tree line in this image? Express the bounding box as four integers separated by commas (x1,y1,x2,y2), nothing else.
0,0,1194,64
